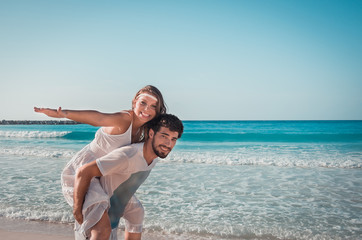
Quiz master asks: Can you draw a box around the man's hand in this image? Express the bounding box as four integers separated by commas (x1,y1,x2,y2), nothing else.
73,161,103,225
73,207,83,225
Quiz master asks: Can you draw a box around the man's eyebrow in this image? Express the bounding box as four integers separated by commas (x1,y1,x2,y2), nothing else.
160,132,179,140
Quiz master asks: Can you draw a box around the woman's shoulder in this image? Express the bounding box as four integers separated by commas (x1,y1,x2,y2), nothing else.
118,110,133,127
116,110,133,122
102,110,133,135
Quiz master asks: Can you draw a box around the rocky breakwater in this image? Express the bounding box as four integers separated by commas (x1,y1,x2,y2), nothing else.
0,120,80,125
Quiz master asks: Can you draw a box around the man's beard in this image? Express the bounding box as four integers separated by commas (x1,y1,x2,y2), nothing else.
152,138,171,159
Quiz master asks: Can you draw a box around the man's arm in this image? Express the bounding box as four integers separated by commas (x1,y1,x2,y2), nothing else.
73,146,131,224
73,161,102,224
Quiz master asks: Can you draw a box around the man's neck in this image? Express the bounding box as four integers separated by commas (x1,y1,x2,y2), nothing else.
143,141,157,165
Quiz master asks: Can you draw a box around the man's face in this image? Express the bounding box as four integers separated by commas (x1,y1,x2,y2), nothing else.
150,126,179,158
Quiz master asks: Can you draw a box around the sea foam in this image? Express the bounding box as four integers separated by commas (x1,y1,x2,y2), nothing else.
0,130,70,138
0,146,76,158
165,148,362,169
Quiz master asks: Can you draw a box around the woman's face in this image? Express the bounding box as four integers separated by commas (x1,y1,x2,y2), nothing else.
133,94,158,123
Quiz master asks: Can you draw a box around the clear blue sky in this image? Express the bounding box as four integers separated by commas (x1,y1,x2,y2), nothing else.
1,0,361,120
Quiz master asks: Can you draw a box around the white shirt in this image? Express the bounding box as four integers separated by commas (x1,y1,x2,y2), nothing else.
96,143,158,200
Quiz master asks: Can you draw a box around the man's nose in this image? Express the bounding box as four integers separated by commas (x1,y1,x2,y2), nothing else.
163,138,171,146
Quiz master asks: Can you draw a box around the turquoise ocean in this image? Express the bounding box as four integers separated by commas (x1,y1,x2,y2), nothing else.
0,121,361,239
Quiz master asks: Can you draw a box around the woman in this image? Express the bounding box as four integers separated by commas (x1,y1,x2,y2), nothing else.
34,85,166,240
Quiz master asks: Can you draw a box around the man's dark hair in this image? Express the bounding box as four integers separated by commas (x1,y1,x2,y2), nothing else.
146,114,183,139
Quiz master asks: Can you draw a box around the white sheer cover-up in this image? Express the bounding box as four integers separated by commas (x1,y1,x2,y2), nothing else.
60,121,143,238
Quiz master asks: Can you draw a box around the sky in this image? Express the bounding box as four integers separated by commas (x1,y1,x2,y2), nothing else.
1,0,361,120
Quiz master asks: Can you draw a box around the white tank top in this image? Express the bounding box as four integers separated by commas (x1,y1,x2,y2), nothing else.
89,122,132,158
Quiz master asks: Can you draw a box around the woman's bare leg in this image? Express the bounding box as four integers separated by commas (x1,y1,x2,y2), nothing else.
90,211,112,240
125,231,141,240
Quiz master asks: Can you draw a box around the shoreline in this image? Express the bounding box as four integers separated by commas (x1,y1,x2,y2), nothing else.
0,217,228,240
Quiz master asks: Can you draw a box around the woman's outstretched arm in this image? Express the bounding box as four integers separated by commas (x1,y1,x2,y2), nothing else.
34,107,130,127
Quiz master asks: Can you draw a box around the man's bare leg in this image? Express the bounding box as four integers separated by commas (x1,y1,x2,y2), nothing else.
125,231,141,240
90,211,112,240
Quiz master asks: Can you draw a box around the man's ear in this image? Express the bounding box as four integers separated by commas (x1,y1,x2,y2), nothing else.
148,129,155,139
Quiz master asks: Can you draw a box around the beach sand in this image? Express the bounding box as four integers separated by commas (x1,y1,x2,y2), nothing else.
0,217,74,240
0,217,222,240
0,229,73,240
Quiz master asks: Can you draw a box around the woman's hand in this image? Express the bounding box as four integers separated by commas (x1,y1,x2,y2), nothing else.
34,107,66,118
73,207,83,225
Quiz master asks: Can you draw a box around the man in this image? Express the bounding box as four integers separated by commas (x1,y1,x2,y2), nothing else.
73,114,183,240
